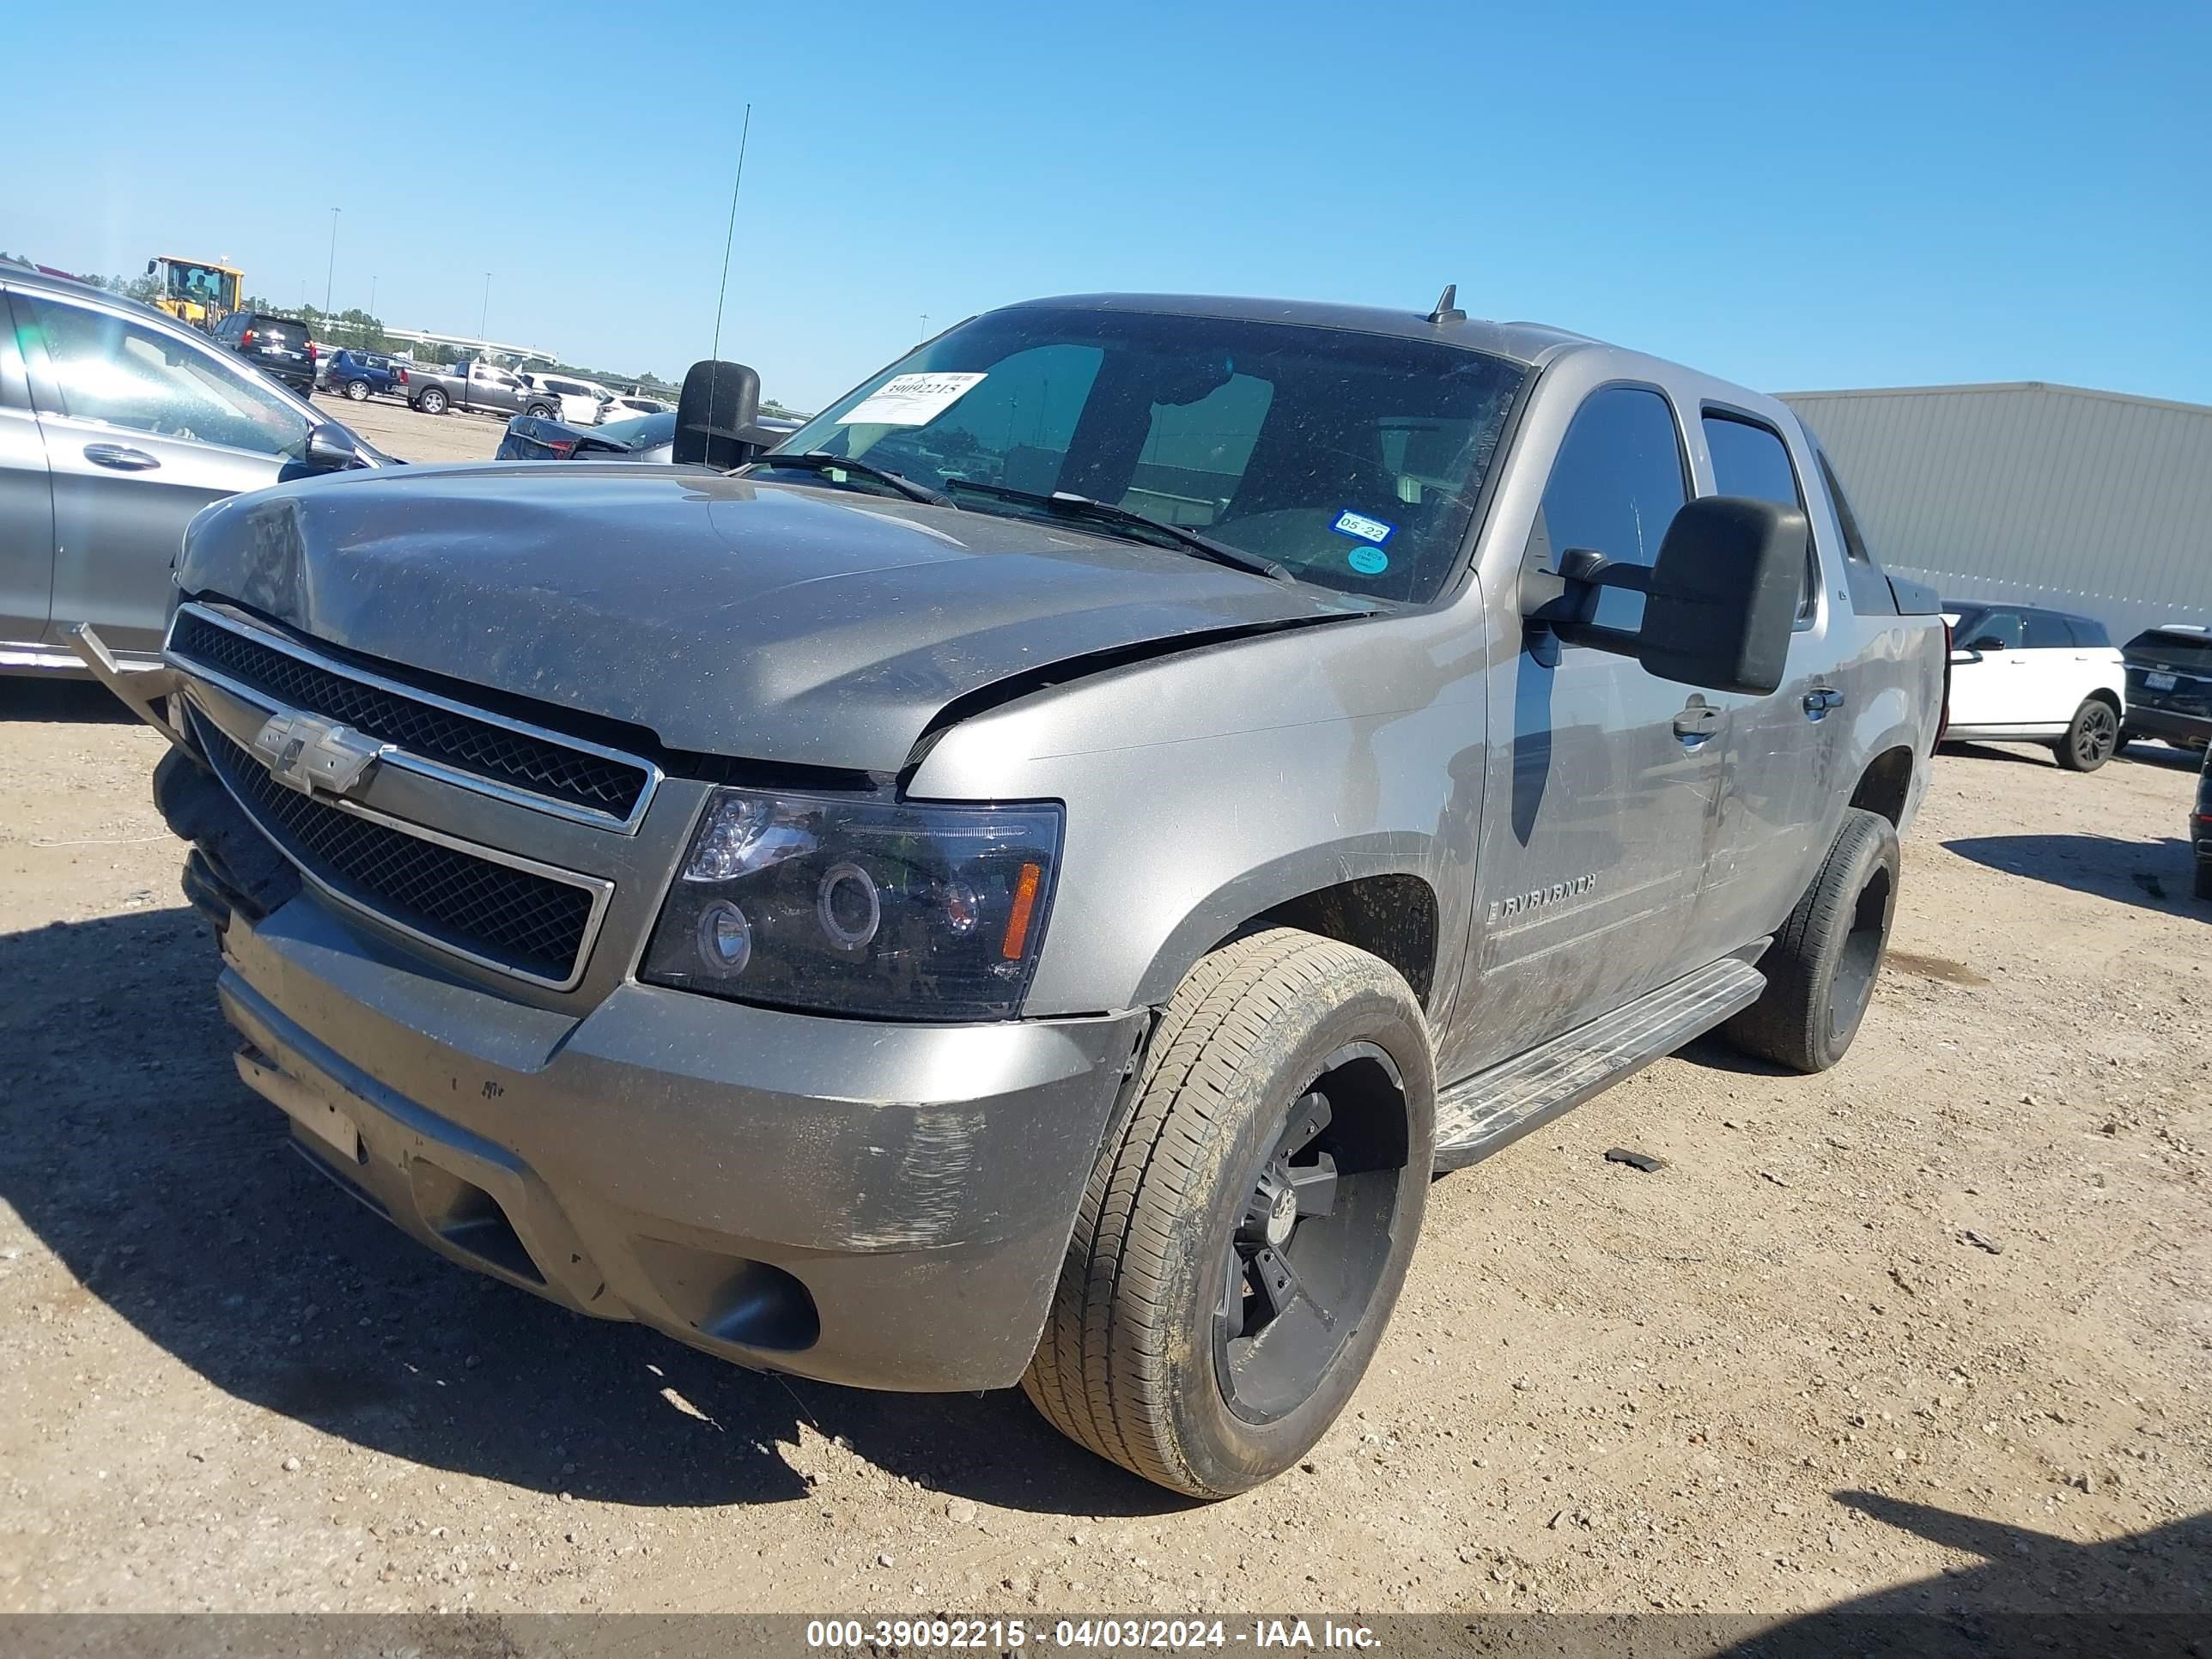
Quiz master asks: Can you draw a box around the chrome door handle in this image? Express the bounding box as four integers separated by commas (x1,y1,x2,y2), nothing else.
83,442,160,471
1802,688,1844,720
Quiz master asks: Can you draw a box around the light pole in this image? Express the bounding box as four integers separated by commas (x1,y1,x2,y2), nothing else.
369,274,378,317
480,273,491,340
325,207,340,311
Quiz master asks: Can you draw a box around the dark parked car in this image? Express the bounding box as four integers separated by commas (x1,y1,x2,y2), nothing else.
2194,748,2212,901
2120,624,2212,750
211,310,319,397
323,349,409,404
495,409,797,463
496,409,676,462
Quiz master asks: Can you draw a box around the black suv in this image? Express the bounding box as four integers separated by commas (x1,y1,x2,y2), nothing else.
213,310,318,396
2121,624,2212,751
2195,748,2212,902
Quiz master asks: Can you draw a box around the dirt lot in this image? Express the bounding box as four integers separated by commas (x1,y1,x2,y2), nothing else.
1,683,2205,1625
325,391,508,465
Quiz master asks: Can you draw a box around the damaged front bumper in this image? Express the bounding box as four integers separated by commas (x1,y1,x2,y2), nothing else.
210,901,1143,1390
89,623,1146,1393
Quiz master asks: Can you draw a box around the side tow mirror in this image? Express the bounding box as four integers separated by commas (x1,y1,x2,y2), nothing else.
278,422,368,483
1965,635,2007,653
1636,497,1805,695
1540,497,1805,696
674,358,766,467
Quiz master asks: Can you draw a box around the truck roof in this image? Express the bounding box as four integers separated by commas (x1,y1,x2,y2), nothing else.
1010,292,1598,369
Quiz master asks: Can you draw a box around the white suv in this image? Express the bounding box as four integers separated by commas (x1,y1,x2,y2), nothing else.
1943,602,2129,771
517,372,611,427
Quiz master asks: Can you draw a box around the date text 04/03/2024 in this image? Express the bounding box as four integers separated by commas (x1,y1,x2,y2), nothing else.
804,1617,1379,1650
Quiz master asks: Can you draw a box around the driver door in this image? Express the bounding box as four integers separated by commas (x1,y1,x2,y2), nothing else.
10,293,307,657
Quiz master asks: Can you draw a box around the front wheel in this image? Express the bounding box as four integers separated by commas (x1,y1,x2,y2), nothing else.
1723,807,1900,1073
2056,698,2120,771
1023,928,1433,1498
525,402,557,422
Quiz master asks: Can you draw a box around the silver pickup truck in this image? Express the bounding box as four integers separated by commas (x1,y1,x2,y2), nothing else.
406,356,560,420
104,291,1945,1498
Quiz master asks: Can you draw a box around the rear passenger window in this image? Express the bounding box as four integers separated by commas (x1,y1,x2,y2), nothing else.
2066,616,2111,648
1812,446,1873,562
2024,612,2072,650
1537,386,1688,631
1703,410,1816,624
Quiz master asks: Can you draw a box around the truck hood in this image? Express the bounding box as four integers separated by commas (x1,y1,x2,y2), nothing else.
175,463,1375,772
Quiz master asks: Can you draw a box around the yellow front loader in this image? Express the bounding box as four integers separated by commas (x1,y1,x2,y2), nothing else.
147,255,243,329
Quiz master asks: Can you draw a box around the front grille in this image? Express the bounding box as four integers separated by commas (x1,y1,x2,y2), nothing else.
170,610,650,819
195,711,597,984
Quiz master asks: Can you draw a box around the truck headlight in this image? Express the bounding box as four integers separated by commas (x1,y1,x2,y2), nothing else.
641,787,1063,1021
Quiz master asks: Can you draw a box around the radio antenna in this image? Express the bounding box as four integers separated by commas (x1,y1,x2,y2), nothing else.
710,102,753,373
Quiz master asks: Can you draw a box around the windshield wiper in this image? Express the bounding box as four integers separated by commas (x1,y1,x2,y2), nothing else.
942,479,1295,584
743,450,954,507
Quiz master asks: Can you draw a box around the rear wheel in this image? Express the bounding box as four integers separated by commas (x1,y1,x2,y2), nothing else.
1724,807,1900,1073
417,386,448,415
344,378,369,402
1022,928,1433,1498
2056,698,2119,771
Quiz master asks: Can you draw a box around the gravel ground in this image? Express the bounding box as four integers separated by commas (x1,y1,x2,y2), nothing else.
319,389,509,464
0,682,2204,1624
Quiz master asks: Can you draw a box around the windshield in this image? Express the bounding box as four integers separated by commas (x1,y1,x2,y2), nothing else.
767,305,1528,603
599,410,675,447
164,262,239,310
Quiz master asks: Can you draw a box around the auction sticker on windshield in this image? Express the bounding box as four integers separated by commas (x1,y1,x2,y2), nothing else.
838,373,988,426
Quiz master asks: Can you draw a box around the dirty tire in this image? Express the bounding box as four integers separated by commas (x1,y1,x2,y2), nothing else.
1723,807,1900,1073
416,386,447,415
2055,697,2119,772
1022,927,1434,1498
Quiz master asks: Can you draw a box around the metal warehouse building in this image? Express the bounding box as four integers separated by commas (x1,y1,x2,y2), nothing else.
1778,382,2212,641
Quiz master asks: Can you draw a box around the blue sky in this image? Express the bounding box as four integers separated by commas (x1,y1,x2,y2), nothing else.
14,1,2208,411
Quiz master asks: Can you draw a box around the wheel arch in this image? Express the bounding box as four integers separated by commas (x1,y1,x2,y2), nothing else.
1848,743,1918,828
1133,847,1444,1012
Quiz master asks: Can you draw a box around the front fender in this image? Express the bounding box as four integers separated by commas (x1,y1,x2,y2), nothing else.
908,605,1487,1018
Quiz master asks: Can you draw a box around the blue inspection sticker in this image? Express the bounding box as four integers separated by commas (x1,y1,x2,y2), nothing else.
1332,508,1396,545
1347,545,1389,576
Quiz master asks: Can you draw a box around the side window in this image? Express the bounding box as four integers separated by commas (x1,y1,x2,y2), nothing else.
1537,385,1688,631
1811,444,1873,563
2024,612,2072,650
1703,410,1817,624
2067,616,2112,648
1966,610,2027,651
16,297,310,459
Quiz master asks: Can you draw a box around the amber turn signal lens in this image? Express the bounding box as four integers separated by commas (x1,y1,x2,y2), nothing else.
1001,862,1042,961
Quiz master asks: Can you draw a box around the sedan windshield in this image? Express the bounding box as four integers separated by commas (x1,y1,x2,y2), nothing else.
763,305,1528,604
597,410,677,447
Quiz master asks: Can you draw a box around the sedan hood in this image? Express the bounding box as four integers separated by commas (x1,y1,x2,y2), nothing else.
174,463,1372,771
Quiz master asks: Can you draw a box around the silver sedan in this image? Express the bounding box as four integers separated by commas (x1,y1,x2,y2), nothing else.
1,266,387,673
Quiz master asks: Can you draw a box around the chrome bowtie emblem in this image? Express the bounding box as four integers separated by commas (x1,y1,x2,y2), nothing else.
252,711,386,798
